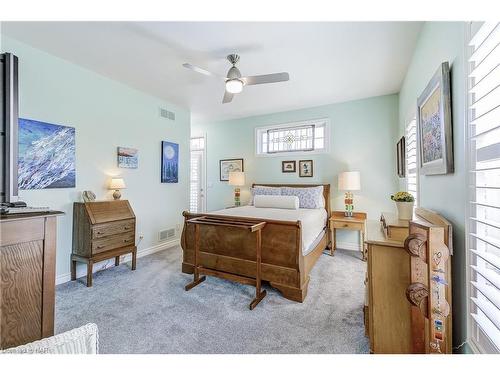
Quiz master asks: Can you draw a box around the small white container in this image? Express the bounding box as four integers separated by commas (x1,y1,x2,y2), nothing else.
396,201,414,221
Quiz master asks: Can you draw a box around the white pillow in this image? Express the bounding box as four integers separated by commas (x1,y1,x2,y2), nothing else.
254,195,299,210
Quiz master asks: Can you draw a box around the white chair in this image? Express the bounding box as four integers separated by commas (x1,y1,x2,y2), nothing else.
1,323,99,354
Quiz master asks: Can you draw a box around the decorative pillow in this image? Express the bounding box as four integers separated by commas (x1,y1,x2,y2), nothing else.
250,186,282,204
281,186,324,209
254,195,299,210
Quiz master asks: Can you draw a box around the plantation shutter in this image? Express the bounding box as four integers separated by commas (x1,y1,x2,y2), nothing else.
405,117,418,206
468,21,500,353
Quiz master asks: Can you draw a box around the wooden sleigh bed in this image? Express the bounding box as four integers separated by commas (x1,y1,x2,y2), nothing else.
181,184,331,302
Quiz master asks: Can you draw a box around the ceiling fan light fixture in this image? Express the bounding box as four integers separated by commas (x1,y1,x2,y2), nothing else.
225,79,243,94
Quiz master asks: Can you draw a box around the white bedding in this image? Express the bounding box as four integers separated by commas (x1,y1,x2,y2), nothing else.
211,206,327,255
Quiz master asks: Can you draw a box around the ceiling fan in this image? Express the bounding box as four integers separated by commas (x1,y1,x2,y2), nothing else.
183,54,290,104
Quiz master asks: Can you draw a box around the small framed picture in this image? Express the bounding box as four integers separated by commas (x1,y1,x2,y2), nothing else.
396,136,405,178
220,158,244,181
299,160,313,177
282,160,296,173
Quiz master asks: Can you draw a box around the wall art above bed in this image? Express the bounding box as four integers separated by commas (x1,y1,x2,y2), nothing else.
18,118,76,189
219,158,244,181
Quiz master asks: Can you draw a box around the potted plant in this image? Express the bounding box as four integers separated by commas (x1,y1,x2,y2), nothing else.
391,191,415,221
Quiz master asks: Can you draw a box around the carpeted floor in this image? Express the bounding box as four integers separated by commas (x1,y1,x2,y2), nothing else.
55,246,369,354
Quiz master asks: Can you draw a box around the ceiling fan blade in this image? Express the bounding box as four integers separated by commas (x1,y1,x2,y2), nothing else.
183,63,222,78
242,72,289,86
222,91,234,104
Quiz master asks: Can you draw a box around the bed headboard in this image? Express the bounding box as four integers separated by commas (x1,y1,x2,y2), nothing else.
251,183,331,216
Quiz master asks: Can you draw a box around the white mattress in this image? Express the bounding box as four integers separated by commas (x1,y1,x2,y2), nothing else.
211,206,328,255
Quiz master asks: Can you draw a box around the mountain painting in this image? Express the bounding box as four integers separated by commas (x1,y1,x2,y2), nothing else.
18,118,76,189
161,141,178,183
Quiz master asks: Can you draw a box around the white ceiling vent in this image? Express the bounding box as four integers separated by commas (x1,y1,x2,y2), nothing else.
159,107,175,121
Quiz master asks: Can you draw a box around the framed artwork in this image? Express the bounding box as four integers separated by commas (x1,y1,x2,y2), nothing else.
397,136,406,178
282,160,296,173
117,147,138,169
299,160,313,177
161,141,179,183
220,158,244,181
18,118,76,189
417,62,453,175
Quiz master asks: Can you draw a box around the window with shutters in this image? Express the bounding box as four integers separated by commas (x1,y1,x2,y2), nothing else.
467,21,500,353
255,118,330,156
406,117,418,206
190,137,206,213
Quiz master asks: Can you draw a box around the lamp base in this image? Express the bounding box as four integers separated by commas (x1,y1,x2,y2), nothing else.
344,191,354,217
113,190,122,200
234,187,241,206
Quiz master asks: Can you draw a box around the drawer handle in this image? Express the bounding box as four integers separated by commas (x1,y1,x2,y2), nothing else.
97,231,102,235
343,223,348,227
123,239,130,243
124,226,130,230
97,245,104,249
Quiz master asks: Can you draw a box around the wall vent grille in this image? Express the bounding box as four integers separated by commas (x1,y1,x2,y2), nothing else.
159,228,176,242
159,107,175,121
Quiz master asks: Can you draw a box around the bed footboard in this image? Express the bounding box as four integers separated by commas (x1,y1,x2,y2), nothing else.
181,211,310,302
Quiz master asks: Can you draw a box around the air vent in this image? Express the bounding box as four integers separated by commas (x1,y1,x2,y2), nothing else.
159,107,175,121
159,228,176,242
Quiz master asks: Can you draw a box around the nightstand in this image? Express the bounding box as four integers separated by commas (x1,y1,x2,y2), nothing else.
329,210,367,260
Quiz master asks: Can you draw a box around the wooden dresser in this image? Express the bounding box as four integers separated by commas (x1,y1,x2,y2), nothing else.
365,209,453,354
72,200,137,287
0,211,63,350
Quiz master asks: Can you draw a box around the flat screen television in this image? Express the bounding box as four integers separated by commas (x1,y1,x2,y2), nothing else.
1,52,19,204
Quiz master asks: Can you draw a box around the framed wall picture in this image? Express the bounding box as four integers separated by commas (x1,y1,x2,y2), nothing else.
282,160,296,173
417,62,453,175
161,141,179,183
397,136,406,178
18,118,76,189
220,158,244,181
299,160,313,177
117,147,138,169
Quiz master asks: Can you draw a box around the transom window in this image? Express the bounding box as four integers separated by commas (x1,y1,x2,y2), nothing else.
255,119,329,156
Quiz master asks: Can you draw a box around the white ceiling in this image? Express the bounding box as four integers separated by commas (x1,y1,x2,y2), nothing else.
2,22,422,123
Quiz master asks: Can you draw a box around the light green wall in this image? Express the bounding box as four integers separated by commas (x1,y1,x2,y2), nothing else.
398,21,468,351
1,36,191,280
193,94,400,248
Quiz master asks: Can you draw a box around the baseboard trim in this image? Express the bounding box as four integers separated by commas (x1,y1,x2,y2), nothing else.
56,239,180,285
335,241,362,252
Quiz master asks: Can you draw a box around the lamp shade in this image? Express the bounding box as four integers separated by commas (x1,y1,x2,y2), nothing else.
228,171,245,186
338,171,361,191
109,178,126,190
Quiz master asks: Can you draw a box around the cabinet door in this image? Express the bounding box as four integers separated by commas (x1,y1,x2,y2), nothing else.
0,240,44,349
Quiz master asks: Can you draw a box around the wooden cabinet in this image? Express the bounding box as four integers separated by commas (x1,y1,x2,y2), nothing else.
329,211,367,259
364,208,453,354
71,200,137,287
0,211,63,350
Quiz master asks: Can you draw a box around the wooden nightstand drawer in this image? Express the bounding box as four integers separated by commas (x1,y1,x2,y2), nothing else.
92,219,135,239
92,232,135,255
331,221,363,231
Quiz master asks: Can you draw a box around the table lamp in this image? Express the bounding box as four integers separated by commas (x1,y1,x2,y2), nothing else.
228,171,245,206
338,171,361,217
109,178,126,200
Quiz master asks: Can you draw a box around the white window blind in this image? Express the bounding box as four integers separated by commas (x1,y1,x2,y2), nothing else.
255,118,329,156
467,21,500,354
405,117,418,206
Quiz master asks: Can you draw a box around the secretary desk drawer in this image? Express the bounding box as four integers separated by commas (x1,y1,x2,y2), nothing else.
92,219,135,239
92,232,135,254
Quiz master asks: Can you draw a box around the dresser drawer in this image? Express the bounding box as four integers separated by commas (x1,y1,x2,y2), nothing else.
92,219,135,239
92,232,135,254
331,221,364,231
